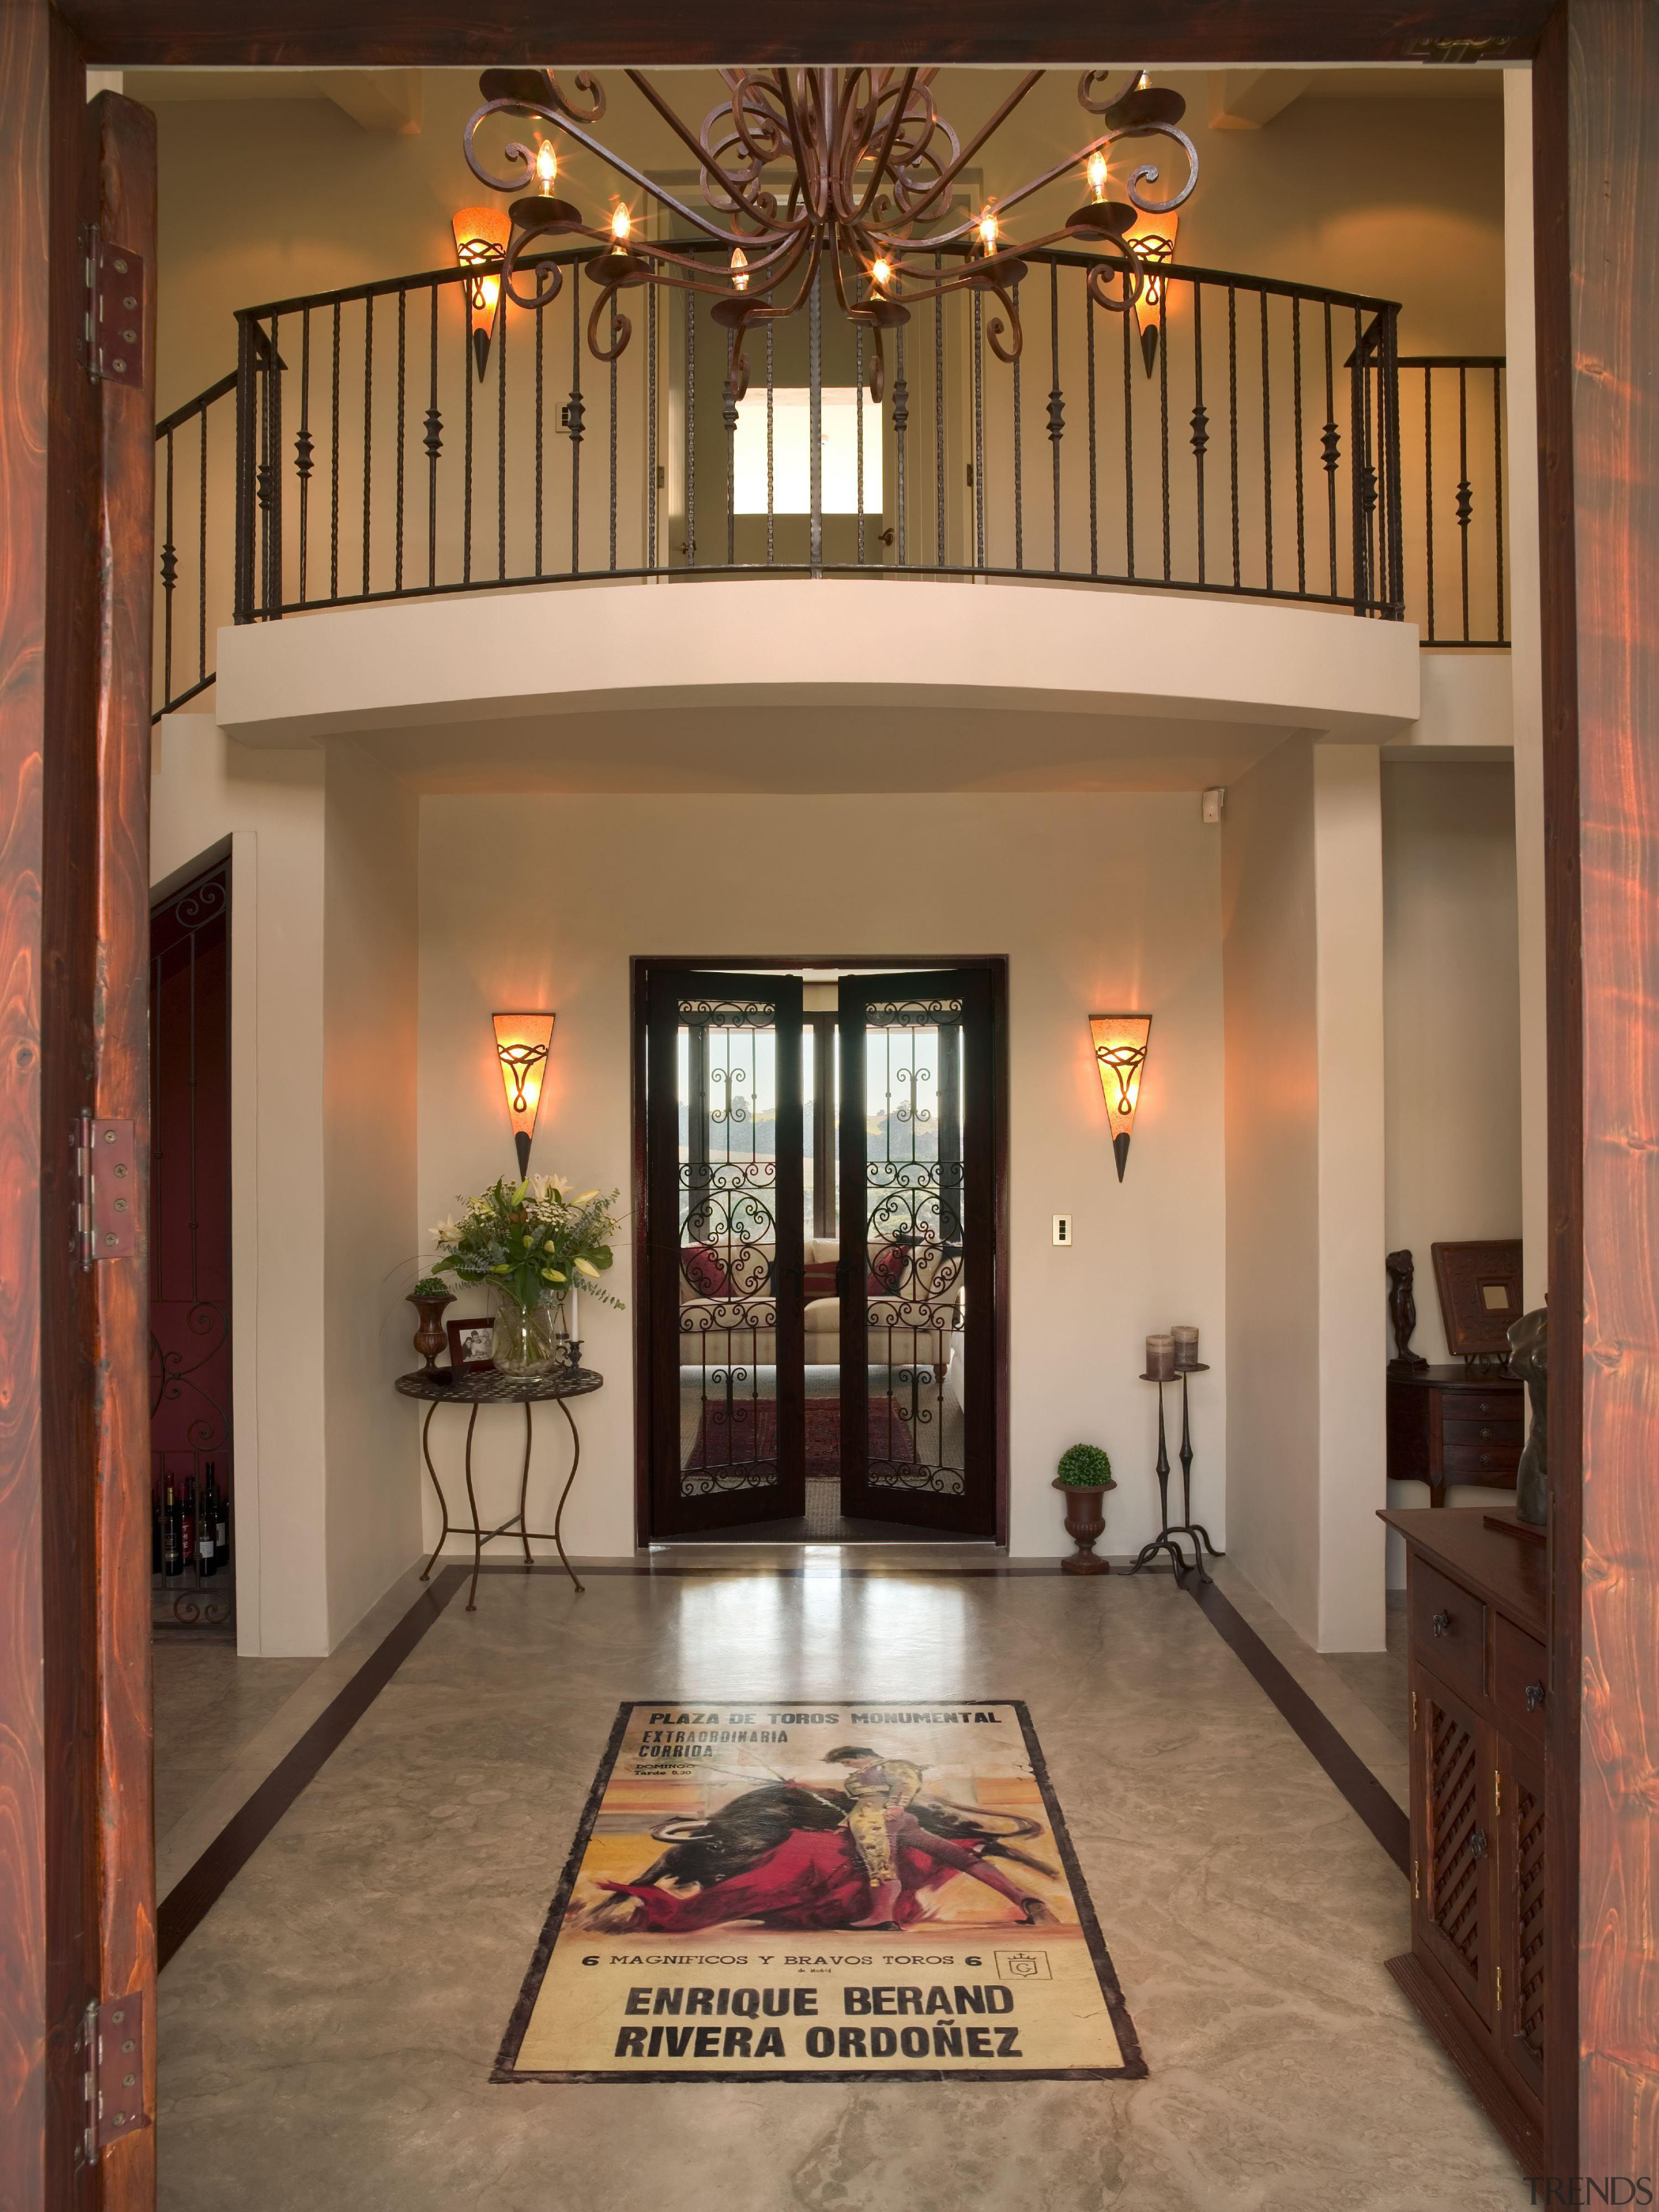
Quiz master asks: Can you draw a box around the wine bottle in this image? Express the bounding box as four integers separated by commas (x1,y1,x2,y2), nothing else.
181,1476,196,1570
198,1473,216,1579
163,1478,182,1579
215,1471,229,1570
152,1483,162,1576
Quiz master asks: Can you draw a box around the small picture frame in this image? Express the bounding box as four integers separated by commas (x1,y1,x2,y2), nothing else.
446,1316,496,1374
1431,1240,1524,1358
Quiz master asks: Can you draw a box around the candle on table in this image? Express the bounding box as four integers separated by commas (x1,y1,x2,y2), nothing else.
1146,1333,1176,1380
1172,1325,1200,1370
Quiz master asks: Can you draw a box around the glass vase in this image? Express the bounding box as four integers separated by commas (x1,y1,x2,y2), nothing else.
491,1290,562,1376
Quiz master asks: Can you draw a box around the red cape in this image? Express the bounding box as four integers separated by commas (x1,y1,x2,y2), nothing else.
599,1824,982,1932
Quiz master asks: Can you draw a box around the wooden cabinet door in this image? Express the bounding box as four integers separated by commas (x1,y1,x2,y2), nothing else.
1414,1662,1496,2041
1495,1732,1548,2114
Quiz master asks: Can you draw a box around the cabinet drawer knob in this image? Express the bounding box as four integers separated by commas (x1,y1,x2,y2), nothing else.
1432,1610,1452,1637
1525,1681,1546,1713
1470,1826,1489,1861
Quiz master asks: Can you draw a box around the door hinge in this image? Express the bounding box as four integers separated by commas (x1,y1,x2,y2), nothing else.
86,227,146,390
82,1994,150,2164
1410,1690,1418,1732
1494,1963,1503,2014
1494,1769,1502,1819
75,1114,137,1267
1412,1857,1420,1902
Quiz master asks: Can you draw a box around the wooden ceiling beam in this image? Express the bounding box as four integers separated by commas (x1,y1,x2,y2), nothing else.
55,2,1551,71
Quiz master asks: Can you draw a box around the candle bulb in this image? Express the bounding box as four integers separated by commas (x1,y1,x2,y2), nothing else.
1172,1325,1200,1370
1146,1333,1176,1380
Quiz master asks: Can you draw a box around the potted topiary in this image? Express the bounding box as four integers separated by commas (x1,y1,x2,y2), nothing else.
1053,1443,1117,1576
407,1274,454,1371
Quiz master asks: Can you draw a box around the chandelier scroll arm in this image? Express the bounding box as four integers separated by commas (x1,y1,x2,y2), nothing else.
1120,127,1201,216
848,65,921,223
623,69,783,231
897,70,1046,226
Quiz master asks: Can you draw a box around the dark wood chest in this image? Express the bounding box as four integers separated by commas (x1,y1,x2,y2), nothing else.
1386,1366,1524,1506
1381,1508,1550,2169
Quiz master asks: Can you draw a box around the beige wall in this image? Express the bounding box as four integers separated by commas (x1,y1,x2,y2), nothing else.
1382,758,1523,1360
417,789,1228,1565
323,745,421,1639
1222,736,1387,1653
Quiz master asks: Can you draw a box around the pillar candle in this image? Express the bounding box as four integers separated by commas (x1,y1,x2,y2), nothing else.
1146,1333,1176,1380
1172,1325,1200,1370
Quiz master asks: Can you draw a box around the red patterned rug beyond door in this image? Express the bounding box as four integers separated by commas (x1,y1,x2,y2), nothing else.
684,1395,911,1479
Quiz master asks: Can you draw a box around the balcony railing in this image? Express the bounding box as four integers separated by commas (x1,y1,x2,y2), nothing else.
152,244,1509,721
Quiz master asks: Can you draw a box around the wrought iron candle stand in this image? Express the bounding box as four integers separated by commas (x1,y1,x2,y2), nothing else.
1130,1362,1224,1585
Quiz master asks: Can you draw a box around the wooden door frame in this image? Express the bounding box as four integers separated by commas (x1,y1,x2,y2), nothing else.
631,955,1009,1550
8,0,1656,2195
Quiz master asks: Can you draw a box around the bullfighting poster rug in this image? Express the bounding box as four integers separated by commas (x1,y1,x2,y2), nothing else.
494,1699,1147,2084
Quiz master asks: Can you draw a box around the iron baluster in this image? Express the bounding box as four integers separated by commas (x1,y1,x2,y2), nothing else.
646,275,658,573
1424,364,1435,640
1048,259,1063,575
764,318,774,565
610,297,619,574
1122,282,1134,579
893,321,907,566
1159,271,1172,580
1260,290,1273,594
1493,362,1505,644
262,315,281,618
934,254,946,567
1321,301,1339,600
971,288,985,570
855,290,865,566
1457,360,1472,641
684,274,695,564
569,260,583,574
1227,285,1240,589
535,282,545,577
1382,309,1406,619
161,428,176,707
197,405,208,685
394,289,406,595
1349,305,1367,613
1012,275,1023,572
461,278,474,584
498,280,508,582
724,327,737,567
296,307,313,603
809,264,823,576
424,282,440,592
1292,296,1305,597
361,295,372,600
1191,280,1207,587
1086,272,1098,576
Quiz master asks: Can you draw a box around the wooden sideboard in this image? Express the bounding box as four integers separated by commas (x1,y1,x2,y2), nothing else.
1380,1508,1549,2170
1386,1366,1524,1506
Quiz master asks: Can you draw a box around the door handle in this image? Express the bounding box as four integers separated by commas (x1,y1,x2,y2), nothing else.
1432,1610,1452,1638
1470,1826,1489,1861
1524,1681,1546,1713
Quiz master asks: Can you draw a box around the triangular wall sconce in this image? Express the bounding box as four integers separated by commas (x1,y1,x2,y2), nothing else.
493,1012,555,1175
1089,1014,1152,1180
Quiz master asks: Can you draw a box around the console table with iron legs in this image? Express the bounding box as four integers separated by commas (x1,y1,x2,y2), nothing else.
395,1364,603,1609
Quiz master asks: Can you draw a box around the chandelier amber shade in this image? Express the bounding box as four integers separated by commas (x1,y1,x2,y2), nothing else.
493,1012,556,1176
1089,1014,1152,1182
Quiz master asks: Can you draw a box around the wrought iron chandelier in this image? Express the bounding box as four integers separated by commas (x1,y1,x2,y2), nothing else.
461,67,1199,401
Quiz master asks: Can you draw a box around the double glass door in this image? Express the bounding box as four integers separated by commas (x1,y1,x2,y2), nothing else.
646,966,995,1540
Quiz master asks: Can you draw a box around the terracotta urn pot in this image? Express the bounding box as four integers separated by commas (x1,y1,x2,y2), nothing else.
407,1290,454,1371
1053,1477,1115,1576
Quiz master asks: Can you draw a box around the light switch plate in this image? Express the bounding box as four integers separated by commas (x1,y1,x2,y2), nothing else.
1052,1215,1073,1247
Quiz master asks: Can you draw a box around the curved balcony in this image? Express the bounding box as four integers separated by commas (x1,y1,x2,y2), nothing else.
153,243,1509,720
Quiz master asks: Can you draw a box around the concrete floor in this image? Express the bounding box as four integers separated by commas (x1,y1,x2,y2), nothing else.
153,1563,1527,2211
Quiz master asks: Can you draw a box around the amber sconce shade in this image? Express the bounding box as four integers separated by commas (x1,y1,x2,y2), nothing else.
453,205,511,380
493,1012,555,1176
1128,212,1178,378
1089,1014,1152,1181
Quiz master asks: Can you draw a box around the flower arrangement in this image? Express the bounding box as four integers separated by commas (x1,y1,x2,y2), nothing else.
429,1174,623,1319
1056,1442,1115,1489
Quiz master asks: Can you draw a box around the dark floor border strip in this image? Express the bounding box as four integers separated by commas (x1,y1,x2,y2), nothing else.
468,1559,1078,1578
157,1566,468,1970
1187,1578,1410,1875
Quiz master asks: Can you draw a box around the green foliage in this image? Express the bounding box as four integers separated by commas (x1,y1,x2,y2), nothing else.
410,1275,452,1299
429,1174,625,1317
1056,1442,1115,1489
